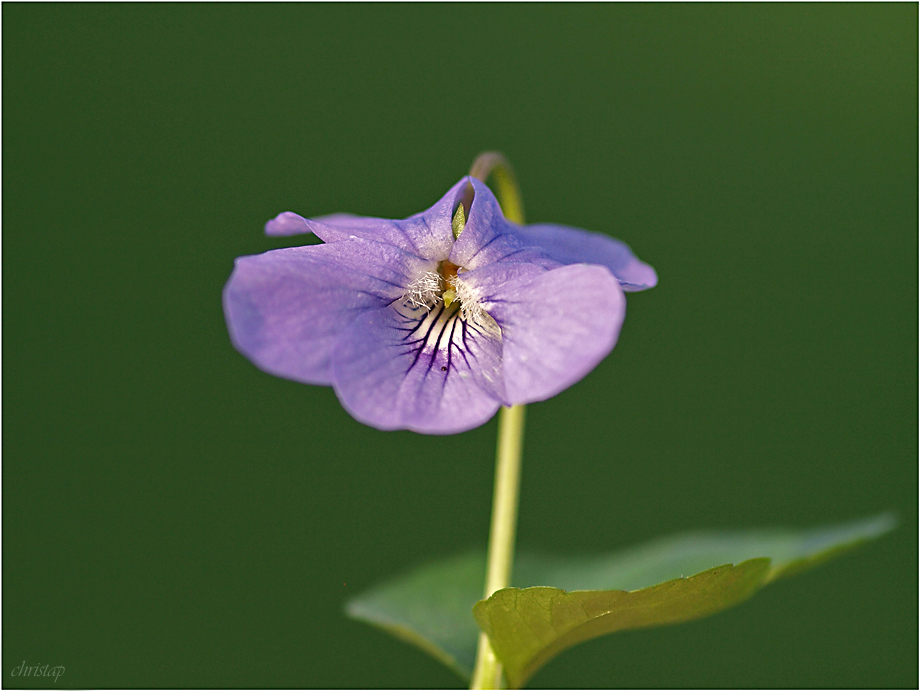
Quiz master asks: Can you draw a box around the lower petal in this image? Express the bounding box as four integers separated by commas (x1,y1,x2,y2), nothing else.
481,264,627,404
331,302,504,434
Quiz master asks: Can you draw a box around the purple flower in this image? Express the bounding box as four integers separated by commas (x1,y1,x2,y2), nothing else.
223,177,656,434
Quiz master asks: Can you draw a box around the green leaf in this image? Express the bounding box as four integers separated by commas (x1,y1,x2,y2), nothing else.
475,560,771,688
345,513,894,686
346,551,486,680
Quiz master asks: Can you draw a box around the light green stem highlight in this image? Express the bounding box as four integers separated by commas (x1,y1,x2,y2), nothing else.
471,404,526,689
468,152,527,689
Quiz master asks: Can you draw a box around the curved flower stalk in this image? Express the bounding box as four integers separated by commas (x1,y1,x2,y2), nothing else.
223,176,656,434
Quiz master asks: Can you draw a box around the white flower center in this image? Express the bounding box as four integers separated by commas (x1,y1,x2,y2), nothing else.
447,274,488,326
402,271,443,310
401,262,496,333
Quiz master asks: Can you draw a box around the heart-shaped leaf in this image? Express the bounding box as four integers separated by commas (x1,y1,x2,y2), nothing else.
345,513,894,686
474,559,770,688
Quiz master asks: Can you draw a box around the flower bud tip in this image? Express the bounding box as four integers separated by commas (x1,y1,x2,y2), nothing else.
451,203,466,239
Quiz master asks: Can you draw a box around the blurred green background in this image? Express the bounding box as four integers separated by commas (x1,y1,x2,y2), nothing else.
4,4,916,688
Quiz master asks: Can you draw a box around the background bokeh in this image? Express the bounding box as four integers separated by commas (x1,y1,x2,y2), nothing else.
4,4,916,688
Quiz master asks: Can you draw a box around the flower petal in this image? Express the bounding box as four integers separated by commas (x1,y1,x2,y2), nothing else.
330,302,504,434
477,263,627,404
449,178,555,270
265,211,313,237
224,239,433,385
392,177,466,260
456,260,550,301
516,223,658,291
264,211,393,238
264,179,470,261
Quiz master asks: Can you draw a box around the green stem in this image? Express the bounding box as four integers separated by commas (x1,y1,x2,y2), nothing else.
470,404,526,689
468,152,527,690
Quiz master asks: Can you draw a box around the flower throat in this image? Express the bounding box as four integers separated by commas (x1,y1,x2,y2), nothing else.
401,203,489,327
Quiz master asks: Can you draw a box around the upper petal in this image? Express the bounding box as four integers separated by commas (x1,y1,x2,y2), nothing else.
264,178,469,261
264,211,406,238
515,223,658,291
330,302,504,434
224,239,434,386
477,263,627,404
265,211,313,237
448,178,556,270
392,177,466,260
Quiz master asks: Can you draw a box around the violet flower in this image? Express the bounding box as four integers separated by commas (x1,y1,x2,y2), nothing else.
223,177,656,434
